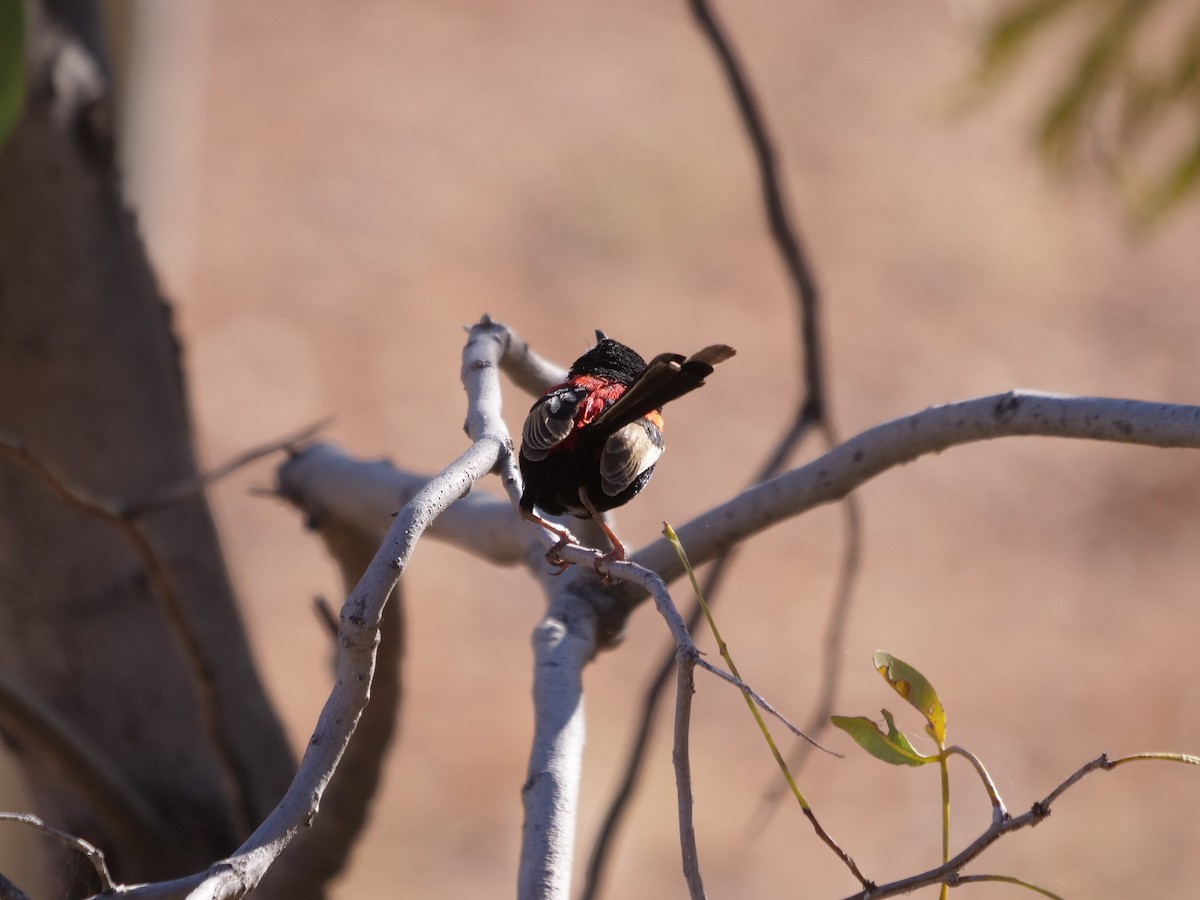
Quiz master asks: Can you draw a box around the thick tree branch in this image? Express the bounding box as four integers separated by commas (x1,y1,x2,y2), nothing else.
255,330,1199,900
264,518,404,891
265,391,1200,635
490,321,568,397
276,442,525,566
610,392,1200,616
517,604,594,900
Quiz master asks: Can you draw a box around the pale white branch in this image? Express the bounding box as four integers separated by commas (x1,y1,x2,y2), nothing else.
487,318,568,397
276,443,526,566
615,392,1200,609
517,605,593,900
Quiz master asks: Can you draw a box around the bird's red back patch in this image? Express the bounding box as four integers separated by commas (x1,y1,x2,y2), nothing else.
570,375,627,428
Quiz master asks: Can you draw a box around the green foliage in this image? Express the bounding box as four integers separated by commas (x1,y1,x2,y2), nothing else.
830,710,933,766
832,652,946,765
973,0,1200,219
0,0,25,151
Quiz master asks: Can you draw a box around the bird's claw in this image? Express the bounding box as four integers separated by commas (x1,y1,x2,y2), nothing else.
591,548,626,584
545,538,573,575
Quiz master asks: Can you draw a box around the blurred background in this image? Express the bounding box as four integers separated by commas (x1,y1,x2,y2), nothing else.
4,0,1200,896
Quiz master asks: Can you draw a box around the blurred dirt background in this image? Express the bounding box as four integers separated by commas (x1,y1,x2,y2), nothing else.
4,1,1200,897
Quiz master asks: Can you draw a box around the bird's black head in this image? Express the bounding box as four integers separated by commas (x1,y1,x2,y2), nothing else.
569,330,648,382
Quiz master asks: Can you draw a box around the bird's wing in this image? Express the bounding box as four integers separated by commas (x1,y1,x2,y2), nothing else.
600,417,665,497
591,344,736,436
521,386,584,461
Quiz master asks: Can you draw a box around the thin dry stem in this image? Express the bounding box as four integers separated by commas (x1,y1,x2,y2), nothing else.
835,752,1177,900
123,418,331,517
673,659,706,900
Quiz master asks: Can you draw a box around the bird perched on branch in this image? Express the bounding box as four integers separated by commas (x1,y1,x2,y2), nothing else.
518,330,735,565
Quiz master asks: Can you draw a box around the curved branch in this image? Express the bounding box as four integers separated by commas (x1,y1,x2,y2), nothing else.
611,392,1200,615
276,443,525,566
0,813,114,894
113,319,517,899
491,320,569,398
688,0,828,421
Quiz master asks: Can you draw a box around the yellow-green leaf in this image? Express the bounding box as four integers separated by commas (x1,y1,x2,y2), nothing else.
0,0,25,151
873,651,947,746
831,712,932,767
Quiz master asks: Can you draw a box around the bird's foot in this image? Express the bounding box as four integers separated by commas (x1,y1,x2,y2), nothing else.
592,546,627,583
545,537,574,575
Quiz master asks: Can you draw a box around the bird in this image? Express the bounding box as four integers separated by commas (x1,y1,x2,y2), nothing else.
518,330,735,566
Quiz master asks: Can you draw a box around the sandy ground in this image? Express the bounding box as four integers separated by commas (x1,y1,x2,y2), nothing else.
5,1,1200,897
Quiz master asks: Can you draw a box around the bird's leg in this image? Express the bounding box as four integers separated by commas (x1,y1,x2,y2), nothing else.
520,506,578,574
578,488,627,567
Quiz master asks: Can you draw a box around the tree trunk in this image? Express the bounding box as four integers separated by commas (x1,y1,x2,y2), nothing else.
0,8,296,894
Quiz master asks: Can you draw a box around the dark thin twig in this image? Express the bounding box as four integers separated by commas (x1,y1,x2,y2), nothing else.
582,1,862,893
687,0,828,421
123,417,332,517
0,813,115,894
754,426,861,825
313,596,340,639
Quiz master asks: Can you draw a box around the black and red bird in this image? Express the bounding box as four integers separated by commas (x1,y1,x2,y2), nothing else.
518,331,735,562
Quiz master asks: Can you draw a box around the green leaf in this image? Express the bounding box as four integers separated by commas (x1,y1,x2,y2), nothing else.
1038,0,1160,164
831,712,932,767
0,0,25,151
873,651,947,746
1140,129,1200,220
976,0,1083,86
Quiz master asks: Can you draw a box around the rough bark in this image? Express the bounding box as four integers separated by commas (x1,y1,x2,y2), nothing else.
0,8,296,894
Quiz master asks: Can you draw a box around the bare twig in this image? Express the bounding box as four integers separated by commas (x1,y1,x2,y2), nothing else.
0,436,256,836
687,0,828,419
312,596,340,639
673,659,705,900
780,462,861,768
693,659,832,750
946,745,1008,823
946,873,1063,898
0,812,115,894
590,554,862,894
123,418,331,518
838,752,1200,900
